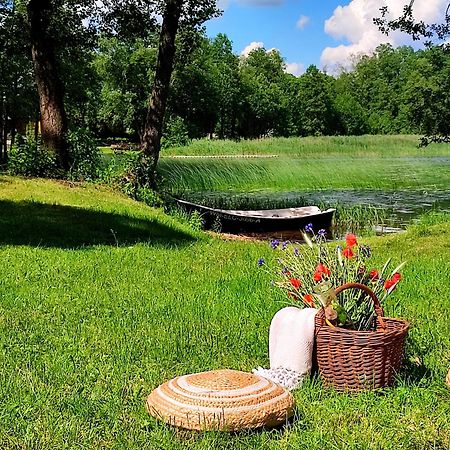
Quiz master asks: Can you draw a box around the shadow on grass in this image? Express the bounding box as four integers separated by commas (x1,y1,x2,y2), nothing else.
0,200,196,248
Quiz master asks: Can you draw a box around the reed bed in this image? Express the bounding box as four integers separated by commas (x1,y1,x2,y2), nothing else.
158,155,450,193
162,135,450,158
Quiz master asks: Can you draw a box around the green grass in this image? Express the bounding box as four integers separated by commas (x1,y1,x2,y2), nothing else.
159,156,450,193
157,136,450,194
162,135,450,157
0,175,449,449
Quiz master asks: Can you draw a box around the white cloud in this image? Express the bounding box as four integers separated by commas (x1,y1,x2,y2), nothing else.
296,15,310,29
285,62,305,76
320,0,448,71
241,41,265,56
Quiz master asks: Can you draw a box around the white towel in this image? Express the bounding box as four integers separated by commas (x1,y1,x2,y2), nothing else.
253,307,317,390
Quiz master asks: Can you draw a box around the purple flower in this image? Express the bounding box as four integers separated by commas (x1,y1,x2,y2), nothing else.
257,258,265,267
293,248,299,257
270,239,280,249
318,229,327,238
281,240,290,250
304,223,313,233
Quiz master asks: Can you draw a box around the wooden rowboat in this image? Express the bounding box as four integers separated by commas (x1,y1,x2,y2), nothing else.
173,198,335,233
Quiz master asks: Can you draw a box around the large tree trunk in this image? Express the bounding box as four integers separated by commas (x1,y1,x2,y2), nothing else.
27,0,70,171
139,0,183,188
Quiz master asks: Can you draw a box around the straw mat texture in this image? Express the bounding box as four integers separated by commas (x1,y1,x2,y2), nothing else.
146,369,295,431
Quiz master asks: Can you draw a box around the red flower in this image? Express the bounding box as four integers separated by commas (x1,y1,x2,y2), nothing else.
385,272,402,290
313,271,322,282
369,269,379,280
342,246,354,259
392,272,401,282
289,278,301,289
384,279,396,290
346,233,358,247
303,294,314,307
316,263,331,276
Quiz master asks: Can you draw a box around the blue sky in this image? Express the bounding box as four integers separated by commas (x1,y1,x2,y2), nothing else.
205,0,446,74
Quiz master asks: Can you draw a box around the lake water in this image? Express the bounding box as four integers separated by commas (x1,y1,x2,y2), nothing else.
183,188,450,232
276,189,450,227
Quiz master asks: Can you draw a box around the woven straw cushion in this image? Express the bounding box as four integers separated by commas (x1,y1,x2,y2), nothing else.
146,369,295,431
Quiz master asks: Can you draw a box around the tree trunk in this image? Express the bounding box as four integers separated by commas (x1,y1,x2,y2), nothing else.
34,115,40,142
139,0,183,188
27,0,70,171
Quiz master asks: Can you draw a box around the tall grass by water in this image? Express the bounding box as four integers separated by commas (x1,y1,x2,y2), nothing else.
162,134,450,157
158,154,450,193
0,176,449,448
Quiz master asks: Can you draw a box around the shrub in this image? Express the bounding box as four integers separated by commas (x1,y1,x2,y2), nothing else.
161,116,191,149
8,135,58,177
67,129,101,181
134,186,164,208
167,207,204,232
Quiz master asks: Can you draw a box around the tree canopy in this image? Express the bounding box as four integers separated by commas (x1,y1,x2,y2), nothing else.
2,0,450,175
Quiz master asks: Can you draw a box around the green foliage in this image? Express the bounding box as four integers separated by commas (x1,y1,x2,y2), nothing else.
161,116,191,149
296,65,336,136
334,94,369,135
166,207,204,232
8,135,58,177
67,128,101,181
134,186,163,208
239,47,289,137
93,37,157,138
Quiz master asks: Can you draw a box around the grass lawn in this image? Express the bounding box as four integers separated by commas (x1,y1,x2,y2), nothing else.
0,175,449,449
157,135,450,194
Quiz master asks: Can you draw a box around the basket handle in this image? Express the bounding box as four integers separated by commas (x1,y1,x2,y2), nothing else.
334,282,386,329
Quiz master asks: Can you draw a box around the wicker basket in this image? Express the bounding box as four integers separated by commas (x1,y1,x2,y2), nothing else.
146,369,295,431
315,282,409,392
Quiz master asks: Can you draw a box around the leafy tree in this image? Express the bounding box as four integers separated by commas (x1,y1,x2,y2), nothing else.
239,47,289,138
210,34,241,138
402,47,450,139
170,33,241,139
26,0,72,170
374,1,450,143
93,38,157,139
295,65,336,136
0,0,37,162
343,45,417,134
138,0,220,187
375,1,450,47
333,94,368,136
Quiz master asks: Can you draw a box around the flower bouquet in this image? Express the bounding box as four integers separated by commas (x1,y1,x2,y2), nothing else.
259,226,410,391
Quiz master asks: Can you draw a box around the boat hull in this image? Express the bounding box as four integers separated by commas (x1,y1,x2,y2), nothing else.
173,199,335,233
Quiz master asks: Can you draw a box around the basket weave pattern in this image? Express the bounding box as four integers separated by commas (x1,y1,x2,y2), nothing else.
315,283,410,391
146,369,295,431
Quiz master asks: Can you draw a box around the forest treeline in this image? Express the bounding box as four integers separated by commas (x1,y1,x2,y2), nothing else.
1,10,450,154
97,37,450,141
